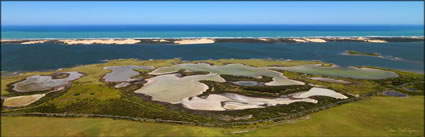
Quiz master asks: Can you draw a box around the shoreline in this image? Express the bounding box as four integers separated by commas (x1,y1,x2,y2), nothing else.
1,36,424,45
2,36,424,40
2,58,423,78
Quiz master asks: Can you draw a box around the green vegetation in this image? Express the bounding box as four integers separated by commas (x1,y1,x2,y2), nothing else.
220,74,273,82
242,96,424,137
2,96,423,137
51,72,70,79
346,50,379,56
373,67,425,96
199,74,311,97
178,70,210,77
2,58,423,125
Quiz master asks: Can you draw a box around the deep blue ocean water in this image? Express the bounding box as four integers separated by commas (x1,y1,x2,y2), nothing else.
1,25,424,39
1,42,423,73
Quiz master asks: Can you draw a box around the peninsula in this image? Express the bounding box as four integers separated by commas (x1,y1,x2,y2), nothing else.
1,37,423,45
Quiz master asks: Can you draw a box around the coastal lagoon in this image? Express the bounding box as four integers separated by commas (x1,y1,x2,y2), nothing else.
103,65,154,82
135,73,225,104
150,63,304,86
2,42,423,74
13,71,83,92
181,88,347,111
267,64,398,79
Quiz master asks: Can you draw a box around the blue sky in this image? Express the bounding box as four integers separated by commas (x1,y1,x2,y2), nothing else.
1,2,424,25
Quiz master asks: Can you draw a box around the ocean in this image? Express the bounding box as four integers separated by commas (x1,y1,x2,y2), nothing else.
1,25,424,39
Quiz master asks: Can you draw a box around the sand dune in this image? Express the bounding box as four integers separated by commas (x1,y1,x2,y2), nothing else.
366,39,387,43
159,39,170,42
173,38,215,45
291,39,308,43
60,39,141,45
305,38,327,43
355,37,387,43
291,38,326,43
21,40,47,44
258,38,270,41
1,40,21,42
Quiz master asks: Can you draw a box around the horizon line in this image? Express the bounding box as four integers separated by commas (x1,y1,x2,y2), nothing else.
2,24,424,26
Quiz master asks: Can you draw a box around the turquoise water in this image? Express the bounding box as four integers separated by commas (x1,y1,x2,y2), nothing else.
2,42,423,73
2,25,423,39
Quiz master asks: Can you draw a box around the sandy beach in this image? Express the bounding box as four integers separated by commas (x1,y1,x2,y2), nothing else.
0,36,421,45
21,40,47,44
59,39,141,45
173,38,215,45
290,38,327,43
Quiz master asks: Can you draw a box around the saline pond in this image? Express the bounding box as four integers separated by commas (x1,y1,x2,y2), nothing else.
267,64,398,79
4,71,84,107
103,65,154,82
2,58,422,125
133,63,394,110
2,62,398,110
182,88,347,111
13,71,83,92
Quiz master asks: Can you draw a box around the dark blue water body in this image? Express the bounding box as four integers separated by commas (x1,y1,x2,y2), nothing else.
1,42,423,73
384,90,408,97
2,25,423,39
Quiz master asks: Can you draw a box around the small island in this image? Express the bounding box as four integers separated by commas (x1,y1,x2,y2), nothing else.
344,50,380,57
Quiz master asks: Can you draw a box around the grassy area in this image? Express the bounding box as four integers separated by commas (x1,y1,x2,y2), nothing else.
346,50,379,56
241,96,424,136
1,58,333,123
2,58,423,124
2,96,423,137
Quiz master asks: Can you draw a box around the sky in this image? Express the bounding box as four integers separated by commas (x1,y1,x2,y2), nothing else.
1,2,424,25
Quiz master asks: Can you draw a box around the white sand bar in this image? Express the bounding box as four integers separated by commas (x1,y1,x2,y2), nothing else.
21,40,47,44
159,39,170,42
13,72,83,92
291,39,308,43
103,65,154,82
366,39,387,43
150,63,304,86
3,94,46,107
134,74,225,104
173,38,215,45
291,38,326,43
290,87,348,99
60,39,141,45
305,38,327,43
